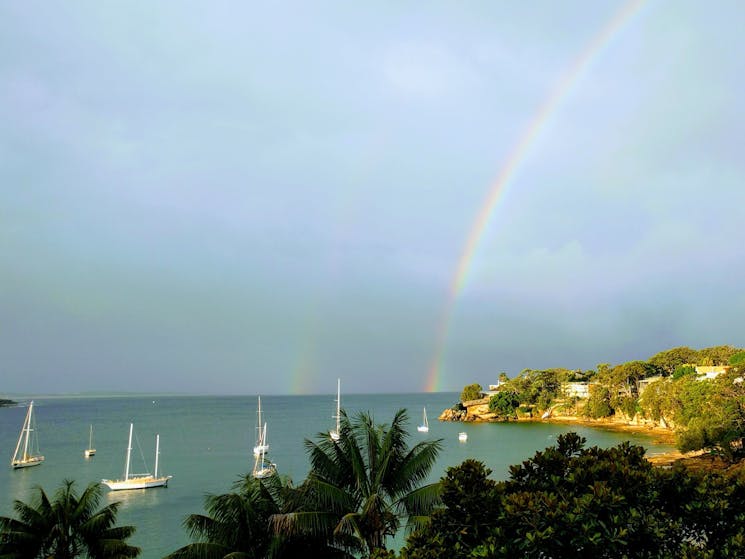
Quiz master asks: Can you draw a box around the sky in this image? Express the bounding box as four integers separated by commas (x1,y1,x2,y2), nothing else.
1,1,744,396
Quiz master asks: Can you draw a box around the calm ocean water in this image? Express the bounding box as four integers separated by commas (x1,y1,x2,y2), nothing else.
0,393,675,558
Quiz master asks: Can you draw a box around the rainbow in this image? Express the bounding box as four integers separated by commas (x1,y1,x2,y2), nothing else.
425,0,647,392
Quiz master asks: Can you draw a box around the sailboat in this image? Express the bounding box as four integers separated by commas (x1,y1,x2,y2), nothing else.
84,425,96,458
101,423,172,490
252,423,276,479
329,378,341,442
11,401,44,469
417,407,429,433
253,396,269,456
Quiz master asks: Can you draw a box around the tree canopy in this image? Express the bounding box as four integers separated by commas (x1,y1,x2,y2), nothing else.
272,409,443,556
402,434,745,559
0,480,139,559
460,384,483,403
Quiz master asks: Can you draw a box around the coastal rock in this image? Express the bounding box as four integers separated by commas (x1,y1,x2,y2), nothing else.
465,402,494,422
438,408,466,422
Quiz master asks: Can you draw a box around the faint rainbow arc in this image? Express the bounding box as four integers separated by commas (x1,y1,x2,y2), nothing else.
425,0,647,392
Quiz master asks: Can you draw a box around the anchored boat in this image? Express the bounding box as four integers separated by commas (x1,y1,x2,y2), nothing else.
102,423,172,490
11,401,45,469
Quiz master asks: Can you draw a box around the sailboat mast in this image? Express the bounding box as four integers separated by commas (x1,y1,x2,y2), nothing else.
124,423,133,481
89,425,93,448
257,396,263,445
154,434,160,478
335,378,341,433
22,402,33,459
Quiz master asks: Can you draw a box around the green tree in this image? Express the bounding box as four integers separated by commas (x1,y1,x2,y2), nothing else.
671,364,696,380
699,345,741,366
583,384,613,418
675,371,745,460
403,434,745,558
272,409,442,557
168,474,284,559
729,351,745,367
401,460,502,559
488,392,520,419
460,384,483,402
638,377,677,426
505,369,566,410
169,474,344,559
0,479,139,559
648,346,699,375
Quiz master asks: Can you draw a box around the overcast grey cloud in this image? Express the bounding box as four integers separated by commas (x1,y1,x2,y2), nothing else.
1,1,744,395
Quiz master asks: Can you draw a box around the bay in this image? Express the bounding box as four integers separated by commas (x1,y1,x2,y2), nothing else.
0,393,675,558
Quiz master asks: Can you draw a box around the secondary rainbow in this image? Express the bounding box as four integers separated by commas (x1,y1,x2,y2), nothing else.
425,0,648,392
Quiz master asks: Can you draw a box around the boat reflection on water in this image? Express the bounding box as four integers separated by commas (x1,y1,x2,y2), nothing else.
104,483,169,509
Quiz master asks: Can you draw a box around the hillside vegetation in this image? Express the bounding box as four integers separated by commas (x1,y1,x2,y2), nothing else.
462,345,745,460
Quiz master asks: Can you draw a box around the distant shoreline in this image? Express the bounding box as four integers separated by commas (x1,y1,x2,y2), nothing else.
440,404,681,455
0,399,17,407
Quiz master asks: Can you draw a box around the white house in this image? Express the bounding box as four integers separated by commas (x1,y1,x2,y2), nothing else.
695,365,731,380
562,382,590,399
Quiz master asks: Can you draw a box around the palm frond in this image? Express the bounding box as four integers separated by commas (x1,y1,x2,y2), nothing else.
270,510,339,537
389,438,443,495
164,541,231,559
303,476,359,514
334,511,363,540
395,482,442,518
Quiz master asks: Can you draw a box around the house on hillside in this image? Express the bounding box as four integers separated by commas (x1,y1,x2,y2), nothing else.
488,379,507,391
562,382,590,399
695,365,731,380
485,379,508,396
638,375,664,395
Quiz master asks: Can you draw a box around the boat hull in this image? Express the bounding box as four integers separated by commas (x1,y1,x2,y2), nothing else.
12,456,45,469
84,449,96,458
253,466,275,479
417,426,429,433
102,475,172,491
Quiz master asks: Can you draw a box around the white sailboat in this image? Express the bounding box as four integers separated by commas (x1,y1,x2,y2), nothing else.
101,423,172,490
253,396,269,457
252,423,276,479
11,401,45,469
84,425,96,458
417,407,429,433
458,432,468,442
329,378,341,442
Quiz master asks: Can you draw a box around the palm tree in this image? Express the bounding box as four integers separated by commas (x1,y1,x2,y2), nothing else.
272,408,443,557
166,474,282,559
0,479,139,559
167,473,339,559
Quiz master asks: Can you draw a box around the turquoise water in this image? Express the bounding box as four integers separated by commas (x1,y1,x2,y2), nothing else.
0,393,675,557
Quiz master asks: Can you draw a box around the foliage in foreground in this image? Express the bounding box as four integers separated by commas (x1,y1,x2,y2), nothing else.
401,433,745,559
0,479,139,559
168,409,442,559
272,409,443,556
165,473,339,559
